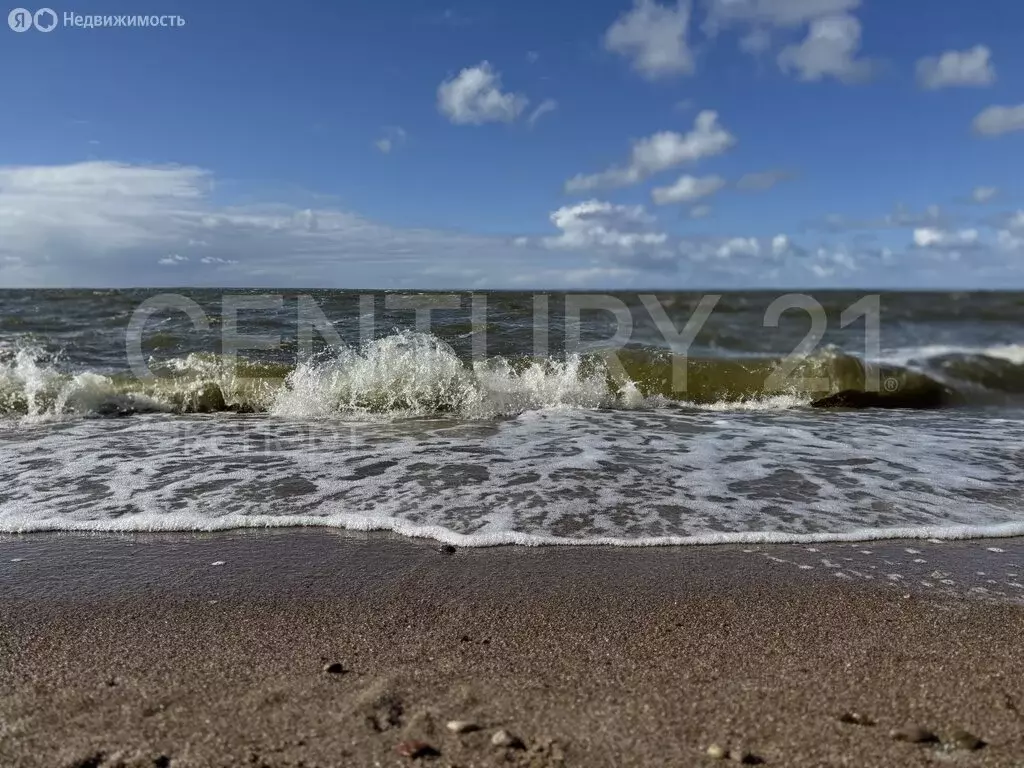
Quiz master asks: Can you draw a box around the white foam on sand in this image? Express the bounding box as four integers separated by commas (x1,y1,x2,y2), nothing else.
2,509,1024,548
2,407,1024,546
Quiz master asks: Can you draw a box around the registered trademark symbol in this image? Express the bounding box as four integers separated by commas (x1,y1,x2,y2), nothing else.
883,377,899,392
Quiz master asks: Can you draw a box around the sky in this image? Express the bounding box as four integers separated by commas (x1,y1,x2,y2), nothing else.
2,0,1024,289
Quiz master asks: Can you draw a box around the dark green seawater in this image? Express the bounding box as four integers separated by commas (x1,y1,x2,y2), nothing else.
1,289,1023,547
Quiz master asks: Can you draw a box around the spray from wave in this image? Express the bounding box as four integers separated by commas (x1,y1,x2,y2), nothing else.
3,333,1024,420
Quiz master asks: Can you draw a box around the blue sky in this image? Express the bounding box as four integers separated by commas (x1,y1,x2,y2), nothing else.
2,0,1024,288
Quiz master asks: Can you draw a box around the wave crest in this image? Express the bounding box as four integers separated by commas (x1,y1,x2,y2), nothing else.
3,333,1024,420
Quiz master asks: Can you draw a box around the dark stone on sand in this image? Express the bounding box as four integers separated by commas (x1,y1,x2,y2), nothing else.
811,388,948,410
396,740,440,759
322,662,346,674
439,544,457,555
837,711,876,726
62,754,104,768
728,749,763,764
947,728,985,751
889,725,939,744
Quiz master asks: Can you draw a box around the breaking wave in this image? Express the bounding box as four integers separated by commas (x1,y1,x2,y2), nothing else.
3,333,1024,420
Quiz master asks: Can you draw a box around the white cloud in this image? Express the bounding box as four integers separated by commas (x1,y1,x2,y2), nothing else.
996,230,1024,253
913,227,980,249
0,161,570,288
527,99,559,127
526,50,540,64
437,62,528,125
736,169,791,190
689,205,712,218
604,0,694,78
972,186,998,203
565,110,735,192
704,0,860,30
739,28,772,54
777,14,873,83
716,237,760,258
374,126,407,154
543,200,668,251
972,104,1024,137
1004,211,1024,231
916,46,995,90
771,234,791,256
651,174,725,204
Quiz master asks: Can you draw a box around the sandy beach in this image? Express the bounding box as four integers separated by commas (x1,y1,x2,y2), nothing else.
2,531,1023,767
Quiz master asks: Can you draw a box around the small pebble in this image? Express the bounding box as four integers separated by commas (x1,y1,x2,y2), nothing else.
837,711,876,726
947,728,985,751
491,729,524,749
322,662,346,675
889,726,938,744
706,744,727,759
396,740,440,759
446,720,480,734
439,544,456,555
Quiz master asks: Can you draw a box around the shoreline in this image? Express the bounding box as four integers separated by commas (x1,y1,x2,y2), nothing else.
2,532,1023,767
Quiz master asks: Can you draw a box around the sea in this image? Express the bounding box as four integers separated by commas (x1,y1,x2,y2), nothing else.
1,289,1023,546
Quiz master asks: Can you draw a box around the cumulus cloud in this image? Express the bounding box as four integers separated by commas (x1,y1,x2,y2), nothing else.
565,110,735,192
543,200,668,251
916,46,995,90
437,62,528,125
972,186,998,203
996,230,1024,253
374,126,407,154
777,14,874,83
736,169,791,190
715,237,760,258
604,0,695,78
527,99,559,127
771,234,792,256
912,227,980,249
972,104,1024,137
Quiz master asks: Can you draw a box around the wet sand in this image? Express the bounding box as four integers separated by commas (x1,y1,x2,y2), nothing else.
1,531,1023,767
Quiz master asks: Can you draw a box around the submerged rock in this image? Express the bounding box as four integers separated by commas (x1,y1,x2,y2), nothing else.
322,662,346,675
